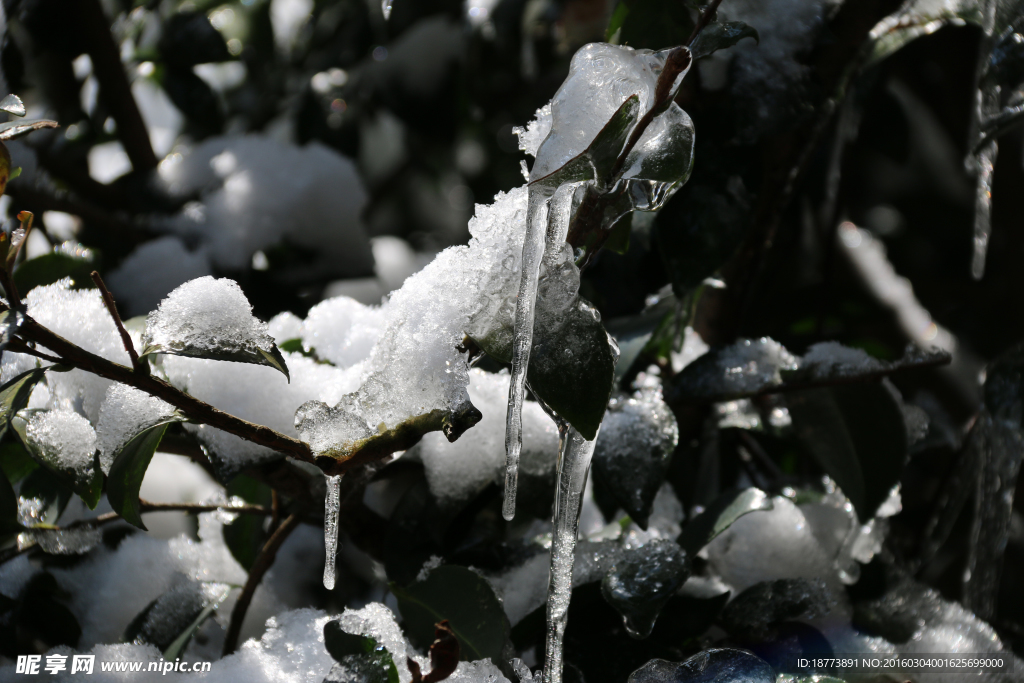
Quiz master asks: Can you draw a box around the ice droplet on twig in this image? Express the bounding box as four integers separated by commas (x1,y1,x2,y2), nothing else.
971,141,997,280
543,422,599,683
503,189,552,521
382,0,393,20
323,474,342,590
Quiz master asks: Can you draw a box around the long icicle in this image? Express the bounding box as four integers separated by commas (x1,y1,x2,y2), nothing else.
971,140,997,280
503,189,552,521
323,474,342,590
543,423,599,683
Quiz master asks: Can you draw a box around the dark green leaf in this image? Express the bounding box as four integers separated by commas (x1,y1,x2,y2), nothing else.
157,11,232,67
0,436,37,484
607,0,694,50
325,622,377,659
12,573,81,651
606,2,630,41
108,422,176,530
221,475,272,570
16,466,72,526
0,367,47,441
124,580,231,658
601,540,691,639
161,67,224,137
787,382,908,521
279,338,303,354
690,21,759,60
323,622,400,683
0,118,59,140
391,565,511,667
0,459,18,535
678,488,773,556
14,252,96,293
140,342,290,381
0,93,26,117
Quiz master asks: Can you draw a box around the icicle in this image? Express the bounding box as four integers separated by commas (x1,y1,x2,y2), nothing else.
971,141,997,280
323,474,342,590
382,0,393,19
542,422,599,683
503,189,552,521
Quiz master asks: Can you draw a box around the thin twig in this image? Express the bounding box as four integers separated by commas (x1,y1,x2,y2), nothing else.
222,513,301,656
5,339,65,365
90,270,142,372
11,311,317,465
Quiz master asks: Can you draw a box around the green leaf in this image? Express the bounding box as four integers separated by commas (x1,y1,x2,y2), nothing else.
14,252,96,294
786,382,908,521
0,94,26,117
141,340,290,381
0,118,59,141
606,0,694,50
690,21,759,60
163,593,228,660
678,488,773,556
323,622,400,683
0,437,35,485
0,461,18,535
0,368,47,441
222,475,271,570
472,298,616,441
532,94,641,189
17,466,73,527
391,565,511,667
107,421,176,530
124,580,231,658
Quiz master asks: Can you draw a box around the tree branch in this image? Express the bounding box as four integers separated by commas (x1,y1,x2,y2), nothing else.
90,270,142,372
222,513,301,656
13,312,317,466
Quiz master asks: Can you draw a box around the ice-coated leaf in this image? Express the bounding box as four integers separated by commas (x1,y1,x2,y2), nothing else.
124,580,231,658
107,421,178,530
627,648,775,683
532,95,641,190
0,367,47,441
592,392,678,529
141,277,290,380
787,381,908,522
0,94,26,117
689,21,759,60
678,487,773,556
601,539,691,639
18,410,102,509
28,526,102,555
669,337,798,404
14,252,96,294
718,578,835,640
323,622,400,683
0,118,59,141
16,466,72,527
391,565,511,666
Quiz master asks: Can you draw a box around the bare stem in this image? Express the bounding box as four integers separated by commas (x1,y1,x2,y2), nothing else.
90,270,142,372
222,513,301,656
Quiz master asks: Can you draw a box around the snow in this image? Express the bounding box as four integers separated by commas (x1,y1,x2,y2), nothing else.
800,341,885,379
25,409,99,480
96,384,177,473
158,135,371,276
106,236,213,318
415,368,558,505
143,277,280,363
300,297,386,368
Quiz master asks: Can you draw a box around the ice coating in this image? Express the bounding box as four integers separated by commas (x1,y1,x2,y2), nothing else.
800,341,885,379
543,425,599,683
600,539,690,639
673,337,799,400
96,384,177,473
323,474,341,590
29,526,102,555
972,141,996,279
143,276,280,359
26,409,99,483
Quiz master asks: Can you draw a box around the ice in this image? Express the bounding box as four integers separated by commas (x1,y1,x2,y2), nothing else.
143,277,280,362
96,384,177,473
600,539,691,639
417,369,558,505
159,135,371,276
543,425,598,683
324,474,341,590
106,236,213,318
447,660,512,683
29,526,102,555
25,409,99,486
301,297,386,368
514,104,552,158
591,390,678,529
703,496,839,594
626,649,775,683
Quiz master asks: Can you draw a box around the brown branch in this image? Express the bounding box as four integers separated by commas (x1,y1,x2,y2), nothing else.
76,0,158,173
13,313,317,465
222,513,301,656
90,270,142,372
5,339,64,365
